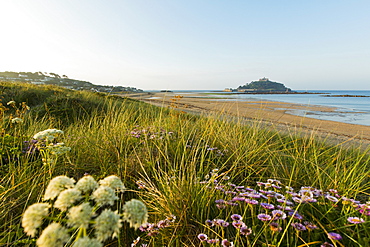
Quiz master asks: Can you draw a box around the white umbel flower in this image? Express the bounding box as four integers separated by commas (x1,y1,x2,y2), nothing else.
36,222,70,247
22,203,50,237
43,176,76,200
47,143,71,155
75,175,99,194
67,203,94,229
98,175,126,192
72,236,103,247
94,209,121,242
122,199,148,229
33,129,64,142
54,188,82,211
91,186,118,207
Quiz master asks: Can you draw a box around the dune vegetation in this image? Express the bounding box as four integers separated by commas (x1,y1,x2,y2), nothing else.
1,81,369,246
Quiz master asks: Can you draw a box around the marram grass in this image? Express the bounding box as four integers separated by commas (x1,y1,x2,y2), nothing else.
0,81,369,246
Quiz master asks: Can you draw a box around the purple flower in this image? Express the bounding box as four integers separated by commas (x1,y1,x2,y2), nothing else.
232,221,245,229
157,220,169,228
288,211,303,220
221,239,234,247
304,221,318,230
325,195,339,203
245,198,259,205
347,217,365,224
291,222,307,231
271,210,287,220
198,233,208,241
269,222,282,232
205,219,214,227
260,202,275,210
257,213,272,221
240,226,252,235
230,214,242,221
327,232,342,240
231,196,245,202
207,239,219,244
214,219,229,227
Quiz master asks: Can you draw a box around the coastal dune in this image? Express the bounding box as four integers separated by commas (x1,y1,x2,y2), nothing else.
129,92,370,149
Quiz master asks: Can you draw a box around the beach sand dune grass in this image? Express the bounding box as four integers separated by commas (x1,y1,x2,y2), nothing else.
1,83,370,246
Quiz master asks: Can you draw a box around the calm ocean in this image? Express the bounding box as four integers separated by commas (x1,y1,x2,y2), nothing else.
175,90,370,126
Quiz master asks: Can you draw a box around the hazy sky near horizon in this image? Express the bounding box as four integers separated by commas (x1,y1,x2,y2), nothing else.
1,1,369,90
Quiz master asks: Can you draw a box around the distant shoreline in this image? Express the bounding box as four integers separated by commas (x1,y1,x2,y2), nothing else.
127,92,370,151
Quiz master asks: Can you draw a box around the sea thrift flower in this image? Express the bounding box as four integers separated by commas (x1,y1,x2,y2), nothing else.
197,233,208,241
22,203,50,237
347,217,365,224
304,221,318,230
325,195,339,203
67,202,94,229
205,219,214,227
327,232,342,240
207,239,220,244
291,222,307,231
257,213,272,221
288,211,304,220
269,222,282,232
260,202,275,210
231,214,242,221
73,237,102,247
271,210,287,220
43,176,76,200
91,186,118,207
99,175,126,192
221,239,234,247
75,175,99,194
240,226,252,235
245,198,259,205
94,209,121,241
232,221,245,228
36,223,70,247
214,219,229,227
122,199,148,229
54,188,82,211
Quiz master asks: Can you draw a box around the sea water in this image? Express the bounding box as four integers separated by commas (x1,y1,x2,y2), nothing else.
176,90,370,126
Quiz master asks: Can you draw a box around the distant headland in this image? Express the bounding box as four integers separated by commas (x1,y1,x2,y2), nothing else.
0,71,143,93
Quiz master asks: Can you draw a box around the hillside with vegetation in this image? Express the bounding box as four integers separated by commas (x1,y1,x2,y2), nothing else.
237,78,292,92
1,81,369,246
0,71,143,93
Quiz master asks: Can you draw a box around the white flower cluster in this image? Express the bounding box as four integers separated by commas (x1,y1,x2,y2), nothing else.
33,129,64,142
22,174,148,247
122,199,148,229
46,142,71,155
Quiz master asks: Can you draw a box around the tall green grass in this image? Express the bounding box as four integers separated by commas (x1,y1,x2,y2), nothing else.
1,81,369,246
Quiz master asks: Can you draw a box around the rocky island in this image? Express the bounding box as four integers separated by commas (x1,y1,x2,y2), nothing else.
225,77,292,93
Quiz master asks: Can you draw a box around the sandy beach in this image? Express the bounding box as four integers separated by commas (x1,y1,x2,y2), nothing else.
127,92,370,150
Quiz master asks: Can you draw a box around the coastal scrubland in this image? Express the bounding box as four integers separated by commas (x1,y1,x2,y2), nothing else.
1,81,369,246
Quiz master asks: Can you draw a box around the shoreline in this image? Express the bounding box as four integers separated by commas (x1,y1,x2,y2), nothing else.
126,92,370,150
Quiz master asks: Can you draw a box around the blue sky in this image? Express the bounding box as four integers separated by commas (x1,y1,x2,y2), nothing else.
1,0,369,90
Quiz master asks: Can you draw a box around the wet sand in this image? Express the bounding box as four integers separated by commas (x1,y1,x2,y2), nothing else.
127,92,370,150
